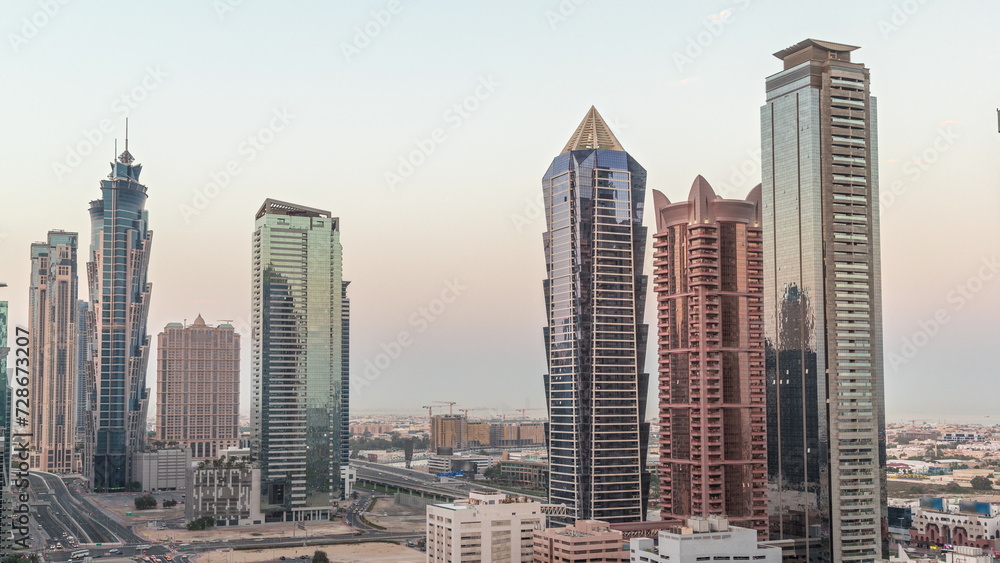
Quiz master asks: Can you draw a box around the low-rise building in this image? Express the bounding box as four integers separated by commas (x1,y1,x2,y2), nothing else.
910,497,1000,552
943,432,984,443
427,490,544,563
428,453,492,476
134,449,191,491
496,459,547,489
533,519,628,562
186,460,262,526
629,516,780,563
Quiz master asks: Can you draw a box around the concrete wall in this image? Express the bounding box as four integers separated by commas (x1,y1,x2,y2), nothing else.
395,492,438,511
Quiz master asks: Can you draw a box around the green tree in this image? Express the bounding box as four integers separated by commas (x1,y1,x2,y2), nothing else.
186,516,216,530
134,494,158,510
945,481,964,493
312,551,329,563
483,465,501,481
971,476,993,490
163,499,178,508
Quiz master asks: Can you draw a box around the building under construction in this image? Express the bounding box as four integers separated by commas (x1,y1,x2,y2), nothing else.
430,414,545,451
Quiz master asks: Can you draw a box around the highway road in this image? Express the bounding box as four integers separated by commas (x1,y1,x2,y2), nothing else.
29,471,143,550
27,470,421,562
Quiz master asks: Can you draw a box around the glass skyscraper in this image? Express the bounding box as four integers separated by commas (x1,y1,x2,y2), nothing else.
761,39,886,562
86,143,153,491
542,107,649,523
252,199,349,522
29,230,80,473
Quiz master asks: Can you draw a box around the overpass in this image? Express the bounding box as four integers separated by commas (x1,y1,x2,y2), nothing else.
351,459,546,503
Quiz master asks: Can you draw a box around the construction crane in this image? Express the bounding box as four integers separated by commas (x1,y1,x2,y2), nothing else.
422,405,435,422
459,408,483,419
433,401,457,415
516,408,544,421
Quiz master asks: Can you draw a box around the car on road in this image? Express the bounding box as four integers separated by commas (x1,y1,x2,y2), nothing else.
109,549,121,554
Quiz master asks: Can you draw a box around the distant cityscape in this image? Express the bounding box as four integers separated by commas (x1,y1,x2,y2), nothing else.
0,26,996,563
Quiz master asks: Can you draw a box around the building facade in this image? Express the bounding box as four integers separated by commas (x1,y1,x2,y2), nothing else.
86,143,154,491
533,519,628,562
75,300,89,445
134,448,191,491
187,463,262,527
908,497,1000,553
652,178,768,534
251,199,349,521
426,491,545,563
497,459,548,490
432,414,467,451
542,106,650,523
761,39,887,561
629,516,781,563
156,315,240,460
28,231,80,473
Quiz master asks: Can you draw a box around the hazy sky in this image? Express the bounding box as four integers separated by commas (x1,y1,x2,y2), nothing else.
1,1,998,423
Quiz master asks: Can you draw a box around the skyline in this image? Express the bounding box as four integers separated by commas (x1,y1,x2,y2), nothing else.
1,1,999,423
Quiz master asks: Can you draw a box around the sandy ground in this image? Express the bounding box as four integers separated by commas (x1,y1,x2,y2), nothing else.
136,520,355,543
86,492,187,523
363,499,425,534
193,542,423,563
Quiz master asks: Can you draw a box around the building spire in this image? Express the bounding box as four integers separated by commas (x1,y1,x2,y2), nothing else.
118,118,134,165
561,106,625,154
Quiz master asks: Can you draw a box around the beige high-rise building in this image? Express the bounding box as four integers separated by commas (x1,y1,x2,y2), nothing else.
432,414,467,450
28,231,80,473
156,315,240,460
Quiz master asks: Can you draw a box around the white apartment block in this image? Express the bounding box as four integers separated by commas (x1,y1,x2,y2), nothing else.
426,491,545,563
629,516,780,563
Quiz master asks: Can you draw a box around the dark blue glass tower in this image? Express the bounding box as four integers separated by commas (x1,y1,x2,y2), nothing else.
86,141,153,491
542,107,649,523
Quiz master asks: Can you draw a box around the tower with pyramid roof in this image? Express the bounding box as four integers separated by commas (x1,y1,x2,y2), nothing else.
541,107,649,523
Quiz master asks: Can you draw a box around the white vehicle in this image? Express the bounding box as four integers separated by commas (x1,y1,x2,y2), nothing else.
71,549,90,559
